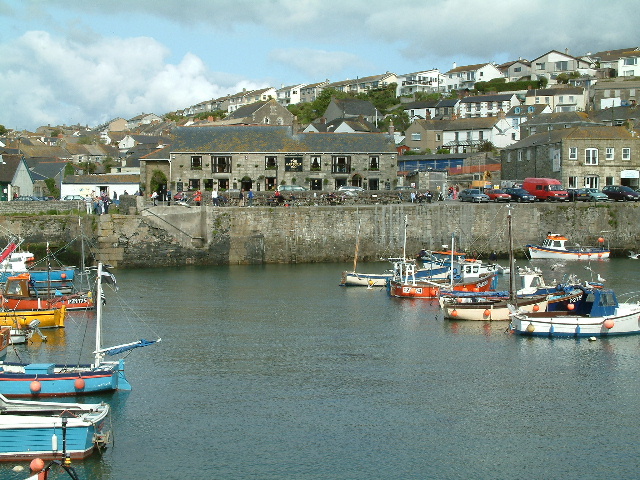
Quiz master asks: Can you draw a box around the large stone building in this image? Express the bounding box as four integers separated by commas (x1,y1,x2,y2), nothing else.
142,126,398,194
501,125,640,189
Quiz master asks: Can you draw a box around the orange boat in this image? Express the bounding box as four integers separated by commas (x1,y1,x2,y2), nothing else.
1,273,94,311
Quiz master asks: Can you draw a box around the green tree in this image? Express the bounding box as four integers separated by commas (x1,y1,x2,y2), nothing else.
102,156,116,173
64,163,75,176
44,178,60,199
80,161,96,174
0,125,7,135
150,170,167,194
77,136,94,145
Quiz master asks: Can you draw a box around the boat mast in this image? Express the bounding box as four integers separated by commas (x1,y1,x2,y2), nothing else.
352,219,361,273
402,215,408,260
94,262,103,367
508,206,517,306
450,233,455,288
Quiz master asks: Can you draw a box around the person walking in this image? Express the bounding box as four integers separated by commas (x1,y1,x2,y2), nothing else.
247,188,254,207
151,190,158,206
212,189,219,206
239,189,245,207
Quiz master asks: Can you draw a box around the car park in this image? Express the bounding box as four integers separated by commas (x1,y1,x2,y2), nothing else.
458,189,490,203
602,185,640,202
503,188,536,203
484,189,511,202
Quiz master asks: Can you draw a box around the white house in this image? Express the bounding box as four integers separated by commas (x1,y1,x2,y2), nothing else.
498,59,532,82
530,50,594,84
443,62,503,91
60,173,141,199
524,86,587,112
505,104,553,141
276,84,306,106
441,116,517,153
396,69,445,96
618,51,640,78
457,93,521,119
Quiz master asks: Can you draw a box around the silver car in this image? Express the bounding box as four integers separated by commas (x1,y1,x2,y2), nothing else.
458,189,490,203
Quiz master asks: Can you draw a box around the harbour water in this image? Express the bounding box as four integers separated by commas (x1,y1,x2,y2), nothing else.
2,259,640,480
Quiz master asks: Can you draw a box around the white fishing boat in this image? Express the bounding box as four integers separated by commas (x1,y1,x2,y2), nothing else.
527,233,610,260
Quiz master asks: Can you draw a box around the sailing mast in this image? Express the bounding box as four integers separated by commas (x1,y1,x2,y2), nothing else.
508,206,517,306
94,262,103,368
449,233,455,288
352,220,361,273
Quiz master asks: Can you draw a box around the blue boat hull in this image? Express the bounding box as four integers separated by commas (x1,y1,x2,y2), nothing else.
0,359,131,397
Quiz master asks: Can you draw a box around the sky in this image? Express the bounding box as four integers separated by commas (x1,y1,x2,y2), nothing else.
0,0,638,131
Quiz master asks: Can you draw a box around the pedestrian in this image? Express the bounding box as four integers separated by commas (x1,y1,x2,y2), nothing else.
247,188,254,207
84,195,92,214
410,191,416,203
167,189,171,206
151,191,158,206
239,189,245,207
212,189,219,206
194,190,202,206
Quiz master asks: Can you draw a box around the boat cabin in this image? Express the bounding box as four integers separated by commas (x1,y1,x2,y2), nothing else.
571,286,618,316
542,234,568,250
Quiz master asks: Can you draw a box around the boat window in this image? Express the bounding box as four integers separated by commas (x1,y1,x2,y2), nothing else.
600,293,617,306
553,241,562,247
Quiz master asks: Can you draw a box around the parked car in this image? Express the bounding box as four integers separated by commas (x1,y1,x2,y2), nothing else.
484,189,511,202
602,185,640,202
277,185,307,192
62,195,85,201
458,189,490,203
582,188,610,202
12,195,42,201
338,186,364,193
503,188,536,203
567,188,590,202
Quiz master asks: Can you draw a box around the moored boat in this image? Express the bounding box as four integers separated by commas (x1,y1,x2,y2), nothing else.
509,284,640,337
527,233,610,260
0,263,160,397
0,393,110,461
1,273,94,311
0,307,66,329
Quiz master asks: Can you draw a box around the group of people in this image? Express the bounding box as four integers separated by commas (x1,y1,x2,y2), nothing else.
86,191,114,215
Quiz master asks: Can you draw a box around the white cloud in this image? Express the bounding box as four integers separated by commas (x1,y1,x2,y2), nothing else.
0,30,265,130
269,48,368,79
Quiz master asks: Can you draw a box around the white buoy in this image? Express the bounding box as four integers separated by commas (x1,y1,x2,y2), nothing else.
51,433,58,451
588,336,597,342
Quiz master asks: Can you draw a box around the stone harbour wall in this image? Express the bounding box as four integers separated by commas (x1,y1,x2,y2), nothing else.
0,201,638,267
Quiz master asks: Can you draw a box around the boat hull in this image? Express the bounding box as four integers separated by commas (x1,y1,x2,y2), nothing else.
510,303,640,337
0,403,109,461
442,296,548,321
527,246,610,260
1,294,94,311
340,271,391,287
0,306,66,329
388,273,497,299
0,359,131,397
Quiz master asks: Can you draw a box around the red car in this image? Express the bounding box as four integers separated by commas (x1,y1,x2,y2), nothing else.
484,189,511,202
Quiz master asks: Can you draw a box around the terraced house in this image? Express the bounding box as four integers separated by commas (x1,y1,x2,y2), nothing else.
142,126,397,195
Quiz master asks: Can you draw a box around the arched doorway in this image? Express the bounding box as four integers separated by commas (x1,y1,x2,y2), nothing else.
350,174,363,188
240,176,253,192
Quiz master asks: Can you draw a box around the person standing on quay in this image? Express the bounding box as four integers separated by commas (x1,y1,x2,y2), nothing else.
247,188,254,207
212,189,219,206
239,189,245,207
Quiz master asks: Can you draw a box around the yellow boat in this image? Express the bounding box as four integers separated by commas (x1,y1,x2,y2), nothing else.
0,305,66,329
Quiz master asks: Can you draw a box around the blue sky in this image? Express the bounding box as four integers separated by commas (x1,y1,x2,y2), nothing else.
0,0,638,131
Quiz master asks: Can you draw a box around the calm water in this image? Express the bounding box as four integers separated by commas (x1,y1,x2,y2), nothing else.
2,259,640,480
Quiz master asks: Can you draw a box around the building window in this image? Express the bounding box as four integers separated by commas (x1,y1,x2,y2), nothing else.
568,176,578,188
605,176,614,186
284,156,303,172
624,57,638,66
369,156,379,171
189,179,200,190
411,133,421,141
310,156,321,171
606,147,614,160
569,147,577,160
517,151,522,162
555,61,568,71
191,155,202,170
622,148,631,160
265,156,277,170
536,62,545,70
436,133,441,141
332,156,351,174
213,156,231,173
585,148,598,165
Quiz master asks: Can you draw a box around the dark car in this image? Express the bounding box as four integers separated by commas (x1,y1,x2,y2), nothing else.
504,188,536,203
484,188,511,202
567,188,590,202
13,195,42,201
602,185,640,202
458,189,490,203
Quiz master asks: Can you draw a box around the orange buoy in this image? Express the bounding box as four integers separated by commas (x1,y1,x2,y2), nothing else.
30,458,45,472
75,377,86,390
598,237,605,243
483,309,491,317
451,309,458,317
30,381,41,393
533,304,540,312
603,319,615,329
568,303,575,311
473,287,479,292
457,297,463,303
61,273,67,279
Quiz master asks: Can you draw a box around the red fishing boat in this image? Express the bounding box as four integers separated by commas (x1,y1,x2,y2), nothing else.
0,273,95,311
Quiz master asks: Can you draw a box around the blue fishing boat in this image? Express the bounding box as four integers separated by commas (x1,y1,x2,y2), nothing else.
0,393,109,461
0,263,160,397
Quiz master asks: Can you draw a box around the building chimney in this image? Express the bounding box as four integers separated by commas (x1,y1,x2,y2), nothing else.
565,48,569,55
452,61,457,69
388,120,395,136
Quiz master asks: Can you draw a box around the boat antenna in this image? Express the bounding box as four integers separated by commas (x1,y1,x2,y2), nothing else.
508,206,517,306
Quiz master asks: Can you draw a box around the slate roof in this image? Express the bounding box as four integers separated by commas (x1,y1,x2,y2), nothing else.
503,126,633,150
521,111,594,126
225,100,273,120
446,63,492,74
170,126,396,153
331,98,379,116
592,47,640,62
0,154,22,183
26,158,69,179
589,105,640,123
524,87,584,97
459,94,517,103
402,101,439,110
506,104,549,117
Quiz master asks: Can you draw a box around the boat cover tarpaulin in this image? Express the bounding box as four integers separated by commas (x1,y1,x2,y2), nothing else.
0,243,18,264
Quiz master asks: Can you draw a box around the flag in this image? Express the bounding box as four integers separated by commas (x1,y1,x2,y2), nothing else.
101,268,117,290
